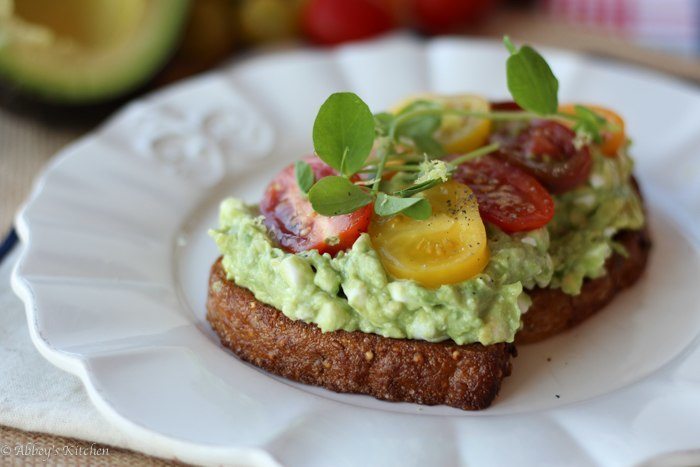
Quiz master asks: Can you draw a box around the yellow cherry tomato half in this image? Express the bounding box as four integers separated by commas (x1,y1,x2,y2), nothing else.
392,94,491,154
369,180,490,288
559,104,626,157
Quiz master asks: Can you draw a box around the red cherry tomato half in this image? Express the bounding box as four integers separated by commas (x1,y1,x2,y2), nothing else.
301,0,395,46
451,155,555,233
410,0,494,34
260,156,373,255
491,120,592,194
489,100,522,112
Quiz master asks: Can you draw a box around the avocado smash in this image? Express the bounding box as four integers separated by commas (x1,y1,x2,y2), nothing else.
211,148,643,345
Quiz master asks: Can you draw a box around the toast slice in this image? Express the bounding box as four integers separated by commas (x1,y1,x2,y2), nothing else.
207,226,650,410
518,226,651,343
207,258,515,410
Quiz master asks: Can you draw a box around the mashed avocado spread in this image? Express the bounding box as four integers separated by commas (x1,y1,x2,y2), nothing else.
211,149,644,345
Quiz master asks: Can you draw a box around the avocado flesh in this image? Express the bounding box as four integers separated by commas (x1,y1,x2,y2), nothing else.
0,0,190,103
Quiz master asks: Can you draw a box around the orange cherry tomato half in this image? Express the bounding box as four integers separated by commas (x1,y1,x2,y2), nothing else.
559,104,626,157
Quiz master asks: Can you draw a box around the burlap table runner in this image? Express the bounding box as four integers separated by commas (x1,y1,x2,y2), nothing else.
0,110,188,465
1,11,697,466
0,426,181,466
0,108,86,235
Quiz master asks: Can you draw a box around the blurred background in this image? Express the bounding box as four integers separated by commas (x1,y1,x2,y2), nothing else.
1,0,699,235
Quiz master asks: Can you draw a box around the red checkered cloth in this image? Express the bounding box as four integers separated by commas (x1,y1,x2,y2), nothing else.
542,0,700,55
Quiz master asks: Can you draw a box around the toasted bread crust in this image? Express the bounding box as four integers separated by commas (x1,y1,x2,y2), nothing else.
517,226,651,343
207,259,515,411
207,226,649,410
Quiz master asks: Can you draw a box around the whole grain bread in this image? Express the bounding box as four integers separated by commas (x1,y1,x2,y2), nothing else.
518,226,651,343
207,258,515,410
206,226,650,410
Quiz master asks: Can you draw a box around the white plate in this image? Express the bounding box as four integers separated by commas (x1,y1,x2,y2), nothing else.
12,35,700,466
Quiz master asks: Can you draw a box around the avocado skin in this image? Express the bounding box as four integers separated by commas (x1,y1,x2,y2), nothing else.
0,0,191,105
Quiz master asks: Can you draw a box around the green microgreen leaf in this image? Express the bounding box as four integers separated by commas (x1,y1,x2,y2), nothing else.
374,112,395,137
571,105,606,143
504,36,559,116
307,176,373,216
401,198,432,220
392,179,442,198
294,160,314,194
370,136,392,194
375,193,432,220
313,92,375,177
574,105,606,124
503,36,517,54
394,100,444,156
408,133,444,157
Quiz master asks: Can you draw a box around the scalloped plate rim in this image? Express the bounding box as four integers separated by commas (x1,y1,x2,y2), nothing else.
10,34,700,466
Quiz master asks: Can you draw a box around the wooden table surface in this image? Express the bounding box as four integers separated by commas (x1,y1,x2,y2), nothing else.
1,10,698,465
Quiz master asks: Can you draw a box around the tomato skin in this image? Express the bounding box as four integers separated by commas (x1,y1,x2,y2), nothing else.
489,100,522,111
451,155,555,233
301,0,395,46
369,180,490,287
410,0,494,34
260,156,372,255
491,120,592,194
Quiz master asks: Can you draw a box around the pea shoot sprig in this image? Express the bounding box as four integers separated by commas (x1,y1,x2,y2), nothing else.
297,36,610,221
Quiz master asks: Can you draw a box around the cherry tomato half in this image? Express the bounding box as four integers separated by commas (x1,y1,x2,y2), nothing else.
489,100,522,112
451,155,555,233
260,156,372,256
301,0,395,46
491,120,592,194
369,180,489,287
392,93,492,154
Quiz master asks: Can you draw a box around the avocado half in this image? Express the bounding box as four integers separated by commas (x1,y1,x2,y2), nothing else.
0,0,190,104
